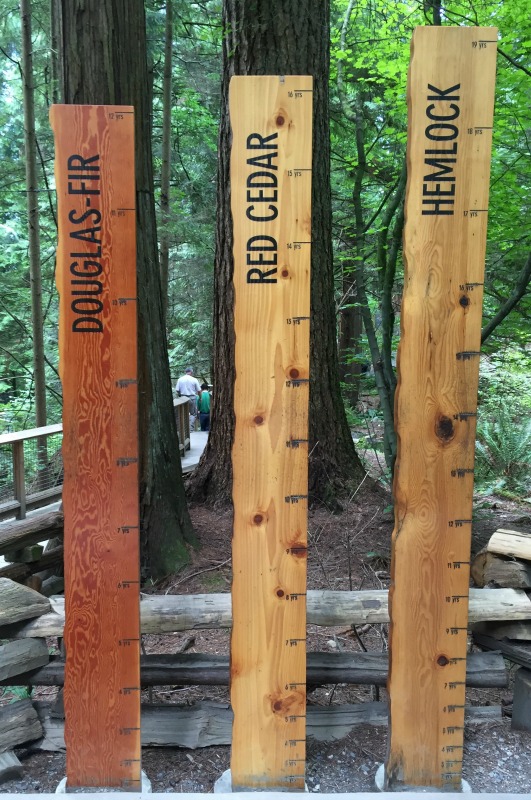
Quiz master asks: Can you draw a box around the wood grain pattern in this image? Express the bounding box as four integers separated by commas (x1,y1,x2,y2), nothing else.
50,105,140,789
487,529,531,560
386,28,497,790
230,76,312,791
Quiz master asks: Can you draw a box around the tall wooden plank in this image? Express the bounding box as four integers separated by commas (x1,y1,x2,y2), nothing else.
385,28,497,790
230,76,312,791
50,105,141,789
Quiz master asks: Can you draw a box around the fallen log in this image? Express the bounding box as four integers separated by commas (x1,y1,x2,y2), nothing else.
0,578,50,627
471,549,531,589
0,510,63,557
1,650,506,689
472,620,531,641
3,587,530,640
32,700,502,751
0,639,49,682
0,699,43,753
486,528,531,561
473,632,531,670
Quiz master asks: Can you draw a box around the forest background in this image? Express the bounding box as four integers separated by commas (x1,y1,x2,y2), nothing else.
0,0,530,578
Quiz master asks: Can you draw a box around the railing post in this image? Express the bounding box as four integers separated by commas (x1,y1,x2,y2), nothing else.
12,440,26,520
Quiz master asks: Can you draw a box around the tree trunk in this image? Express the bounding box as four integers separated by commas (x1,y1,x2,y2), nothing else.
338,271,363,408
159,0,173,318
59,0,196,578
50,0,62,104
188,0,366,506
20,0,48,459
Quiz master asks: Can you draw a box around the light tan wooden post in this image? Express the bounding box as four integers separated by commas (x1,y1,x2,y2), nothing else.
386,27,497,790
230,76,312,791
50,105,141,789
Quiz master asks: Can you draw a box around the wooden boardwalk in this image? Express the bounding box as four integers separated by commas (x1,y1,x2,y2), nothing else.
182,430,208,474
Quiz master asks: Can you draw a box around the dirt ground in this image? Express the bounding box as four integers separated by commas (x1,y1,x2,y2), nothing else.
2,473,531,794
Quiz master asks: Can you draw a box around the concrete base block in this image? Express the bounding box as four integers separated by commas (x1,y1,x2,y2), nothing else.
375,764,471,793
214,769,232,793
56,771,152,793
214,769,308,793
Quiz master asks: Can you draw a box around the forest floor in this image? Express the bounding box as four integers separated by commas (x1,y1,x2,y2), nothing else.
2,453,531,794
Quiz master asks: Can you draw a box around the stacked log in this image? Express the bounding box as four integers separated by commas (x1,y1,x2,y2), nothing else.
1,584,530,762
471,528,531,731
0,510,64,595
0,579,48,780
472,528,531,589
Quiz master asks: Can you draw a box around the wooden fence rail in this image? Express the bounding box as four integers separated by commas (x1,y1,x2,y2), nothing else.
3,587,531,640
1,650,507,690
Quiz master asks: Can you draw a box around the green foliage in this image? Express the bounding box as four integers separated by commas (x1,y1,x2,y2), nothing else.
475,402,531,496
478,349,531,417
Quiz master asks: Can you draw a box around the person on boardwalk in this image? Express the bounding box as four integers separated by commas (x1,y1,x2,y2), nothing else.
198,383,211,432
176,367,201,428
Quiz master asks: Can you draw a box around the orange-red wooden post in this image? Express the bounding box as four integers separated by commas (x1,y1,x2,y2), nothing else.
51,105,141,789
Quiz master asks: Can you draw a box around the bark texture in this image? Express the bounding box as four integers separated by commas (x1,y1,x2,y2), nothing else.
21,0,47,438
188,0,366,506
59,0,196,578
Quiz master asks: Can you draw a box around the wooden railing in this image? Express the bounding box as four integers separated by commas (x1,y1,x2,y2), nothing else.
0,402,191,523
174,396,191,455
0,424,63,522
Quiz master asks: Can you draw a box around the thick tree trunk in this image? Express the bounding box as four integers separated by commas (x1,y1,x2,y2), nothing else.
188,0,366,506
59,0,196,578
159,0,173,317
20,0,48,453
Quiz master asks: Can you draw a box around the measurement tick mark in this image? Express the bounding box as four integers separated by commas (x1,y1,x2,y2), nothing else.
284,494,308,504
286,378,310,388
117,457,138,467
286,316,310,325
453,411,477,421
451,468,474,478
286,438,309,448
118,525,139,534
116,378,137,388
117,580,140,589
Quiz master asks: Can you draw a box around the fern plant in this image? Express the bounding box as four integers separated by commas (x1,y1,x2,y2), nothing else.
475,403,531,496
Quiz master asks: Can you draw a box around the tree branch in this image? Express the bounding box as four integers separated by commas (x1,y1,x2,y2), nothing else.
481,250,531,343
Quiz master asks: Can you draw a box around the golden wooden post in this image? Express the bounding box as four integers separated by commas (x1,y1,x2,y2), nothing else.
386,28,497,790
51,105,141,789
230,76,312,790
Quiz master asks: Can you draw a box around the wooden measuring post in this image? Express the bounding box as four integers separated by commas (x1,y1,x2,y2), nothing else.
51,105,141,789
386,27,497,790
230,76,312,791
